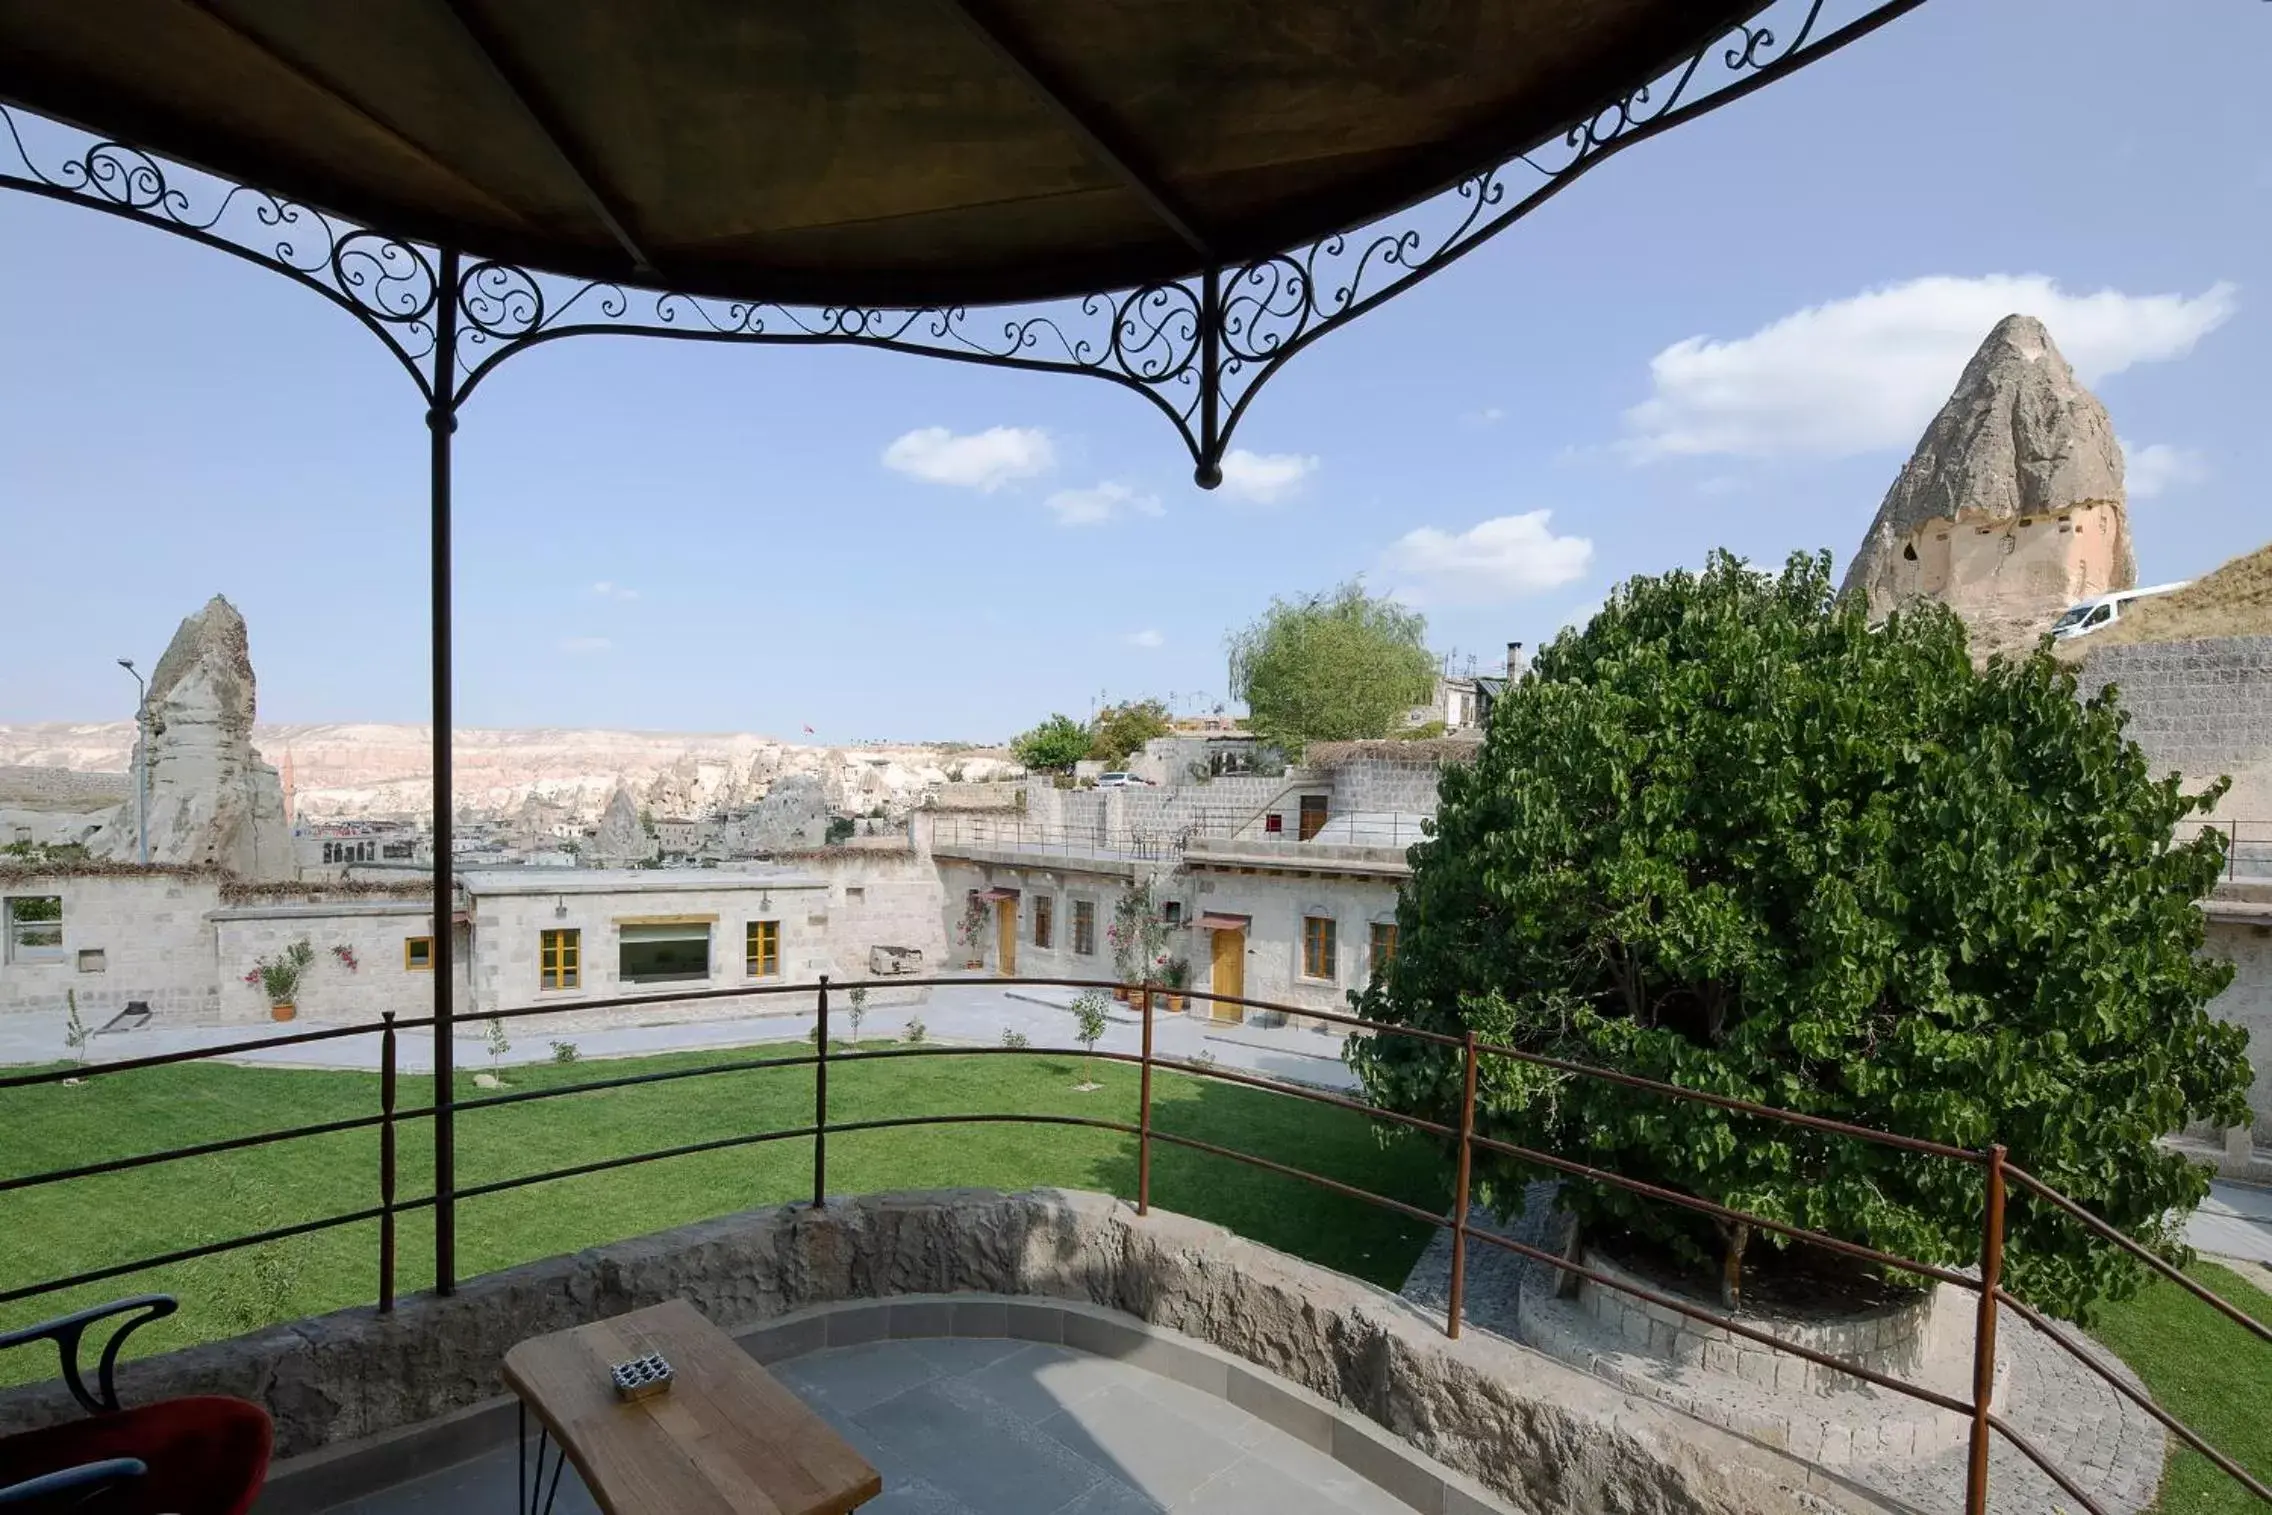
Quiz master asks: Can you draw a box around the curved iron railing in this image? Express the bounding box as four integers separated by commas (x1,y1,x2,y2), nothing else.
2,974,2266,1512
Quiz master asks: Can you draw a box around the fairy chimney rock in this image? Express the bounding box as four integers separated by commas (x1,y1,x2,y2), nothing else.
91,594,293,877
1842,315,2135,658
588,781,654,866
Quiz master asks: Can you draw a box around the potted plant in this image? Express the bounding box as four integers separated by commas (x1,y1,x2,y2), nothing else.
1162,956,1191,1012
956,892,990,971
246,939,314,1021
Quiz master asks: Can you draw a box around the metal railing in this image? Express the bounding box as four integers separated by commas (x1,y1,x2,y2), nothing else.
929,809,1433,861
3,975,2267,1513
2176,818,2272,882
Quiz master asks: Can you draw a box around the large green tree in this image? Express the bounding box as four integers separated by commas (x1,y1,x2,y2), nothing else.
1351,551,2249,1320
1011,713,1092,773
1226,581,1437,747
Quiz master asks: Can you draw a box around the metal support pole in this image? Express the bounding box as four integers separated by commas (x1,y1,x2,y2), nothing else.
812,975,830,1209
1195,264,1223,489
379,1011,398,1312
1964,1143,2008,1515
1138,983,1155,1215
1448,1031,1478,1339
428,245,461,1296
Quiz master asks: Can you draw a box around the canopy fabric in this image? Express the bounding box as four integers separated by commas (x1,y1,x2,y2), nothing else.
0,0,1766,306
1196,913,1251,931
978,888,1020,901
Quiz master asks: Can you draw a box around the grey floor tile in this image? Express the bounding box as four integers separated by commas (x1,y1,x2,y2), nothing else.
1052,1474,1171,1514
906,1333,1031,1376
941,1341,1124,1424
856,1380,1111,1514
1038,1383,1248,1507
776,1339,948,1416
858,1475,989,1514
1181,1452,1411,1515
341,1442,601,1515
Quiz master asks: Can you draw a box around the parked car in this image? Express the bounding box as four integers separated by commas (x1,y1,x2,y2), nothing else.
1095,772,1154,788
2046,581,2190,642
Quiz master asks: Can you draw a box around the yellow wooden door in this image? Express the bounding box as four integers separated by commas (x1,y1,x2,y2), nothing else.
996,897,1017,976
1209,929,1244,1020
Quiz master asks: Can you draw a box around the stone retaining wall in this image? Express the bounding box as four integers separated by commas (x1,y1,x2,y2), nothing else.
0,1188,1892,1515
2075,635,2272,816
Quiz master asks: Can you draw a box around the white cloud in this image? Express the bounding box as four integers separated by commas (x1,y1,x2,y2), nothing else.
1124,629,1165,649
1461,406,1506,427
1379,511,1594,606
1045,480,1164,526
1622,275,2237,460
882,425,1055,491
2122,440,2208,500
559,636,611,654
1217,449,1318,504
590,581,639,601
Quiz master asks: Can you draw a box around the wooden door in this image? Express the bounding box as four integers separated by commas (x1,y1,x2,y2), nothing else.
1298,795,1329,841
1209,928,1245,1020
996,898,1017,976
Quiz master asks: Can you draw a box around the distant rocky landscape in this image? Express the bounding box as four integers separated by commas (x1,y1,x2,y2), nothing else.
0,719,1020,827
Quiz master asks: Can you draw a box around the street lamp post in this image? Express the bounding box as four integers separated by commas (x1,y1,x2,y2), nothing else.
117,658,147,866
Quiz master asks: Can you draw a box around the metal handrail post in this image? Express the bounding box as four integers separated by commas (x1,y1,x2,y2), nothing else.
428,243,461,1298
812,975,830,1208
1448,1031,1478,1339
1138,985,1156,1215
1964,1143,2007,1515
378,1012,397,1312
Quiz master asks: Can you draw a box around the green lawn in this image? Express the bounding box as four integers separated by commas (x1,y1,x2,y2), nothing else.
2090,1259,2272,1515
0,1042,1450,1384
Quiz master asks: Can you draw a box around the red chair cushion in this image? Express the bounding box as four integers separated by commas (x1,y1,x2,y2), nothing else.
0,1396,271,1515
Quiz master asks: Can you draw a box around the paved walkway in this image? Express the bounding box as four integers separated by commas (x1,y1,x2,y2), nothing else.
0,984,1358,1092
2191,1179,2272,1264
327,1338,1427,1515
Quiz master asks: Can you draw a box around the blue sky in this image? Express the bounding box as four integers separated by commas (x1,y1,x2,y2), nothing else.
2,0,2265,742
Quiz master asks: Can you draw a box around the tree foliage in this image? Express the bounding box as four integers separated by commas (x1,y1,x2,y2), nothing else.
1226,581,1436,747
1013,713,1092,773
1350,551,2248,1321
1087,699,1172,766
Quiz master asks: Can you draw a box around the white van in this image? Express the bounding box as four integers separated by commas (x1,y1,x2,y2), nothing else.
2047,582,2190,642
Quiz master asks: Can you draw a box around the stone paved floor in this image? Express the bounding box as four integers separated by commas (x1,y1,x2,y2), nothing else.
0,982,1357,1092
1402,1191,2164,1515
316,1339,1423,1515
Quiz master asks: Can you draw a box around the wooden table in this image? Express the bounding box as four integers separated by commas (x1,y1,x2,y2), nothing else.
501,1301,881,1515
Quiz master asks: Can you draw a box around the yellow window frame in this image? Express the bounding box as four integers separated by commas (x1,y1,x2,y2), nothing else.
1301,916,1336,980
1368,921,1397,977
405,935,434,972
540,928,580,990
746,919,781,978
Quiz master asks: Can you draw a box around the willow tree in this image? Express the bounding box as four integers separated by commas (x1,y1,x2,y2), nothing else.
1226,580,1436,747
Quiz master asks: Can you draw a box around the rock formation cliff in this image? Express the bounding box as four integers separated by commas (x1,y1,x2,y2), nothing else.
1843,314,2135,658
89,595,293,877
587,781,654,867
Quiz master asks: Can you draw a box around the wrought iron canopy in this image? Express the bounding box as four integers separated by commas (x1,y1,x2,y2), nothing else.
0,0,1927,482
9,0,1791,308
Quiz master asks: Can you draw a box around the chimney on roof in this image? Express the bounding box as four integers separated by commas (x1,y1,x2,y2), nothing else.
1506,642,1527,680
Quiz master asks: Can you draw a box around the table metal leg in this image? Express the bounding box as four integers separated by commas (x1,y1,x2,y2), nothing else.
518,1400,567,1515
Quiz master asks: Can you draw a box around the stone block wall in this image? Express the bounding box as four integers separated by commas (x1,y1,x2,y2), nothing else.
211,902,457,1025
1187,867,1401,1018
1326,757,1449,818
2204,916,2272,1138
2075,636,2272,816
789,847,948,979
0,872,221,1022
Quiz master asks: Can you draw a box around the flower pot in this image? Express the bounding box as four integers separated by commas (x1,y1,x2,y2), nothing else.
1113,986,1129,1003
1167,993,1186,1013
269,1002,297,1022
964,958,984,971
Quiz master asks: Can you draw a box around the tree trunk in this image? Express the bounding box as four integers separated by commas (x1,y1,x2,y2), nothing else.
1720,1221,1749,1309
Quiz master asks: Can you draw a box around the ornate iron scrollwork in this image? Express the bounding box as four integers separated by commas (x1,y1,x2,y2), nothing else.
0,0,1918,479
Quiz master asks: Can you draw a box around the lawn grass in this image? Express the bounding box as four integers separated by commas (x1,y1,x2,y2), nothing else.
0,1041,1450,1384
2089,1258,2272,1515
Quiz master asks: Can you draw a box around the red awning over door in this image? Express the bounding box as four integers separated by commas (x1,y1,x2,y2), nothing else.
1196,913,1250,931
979,888,1019,901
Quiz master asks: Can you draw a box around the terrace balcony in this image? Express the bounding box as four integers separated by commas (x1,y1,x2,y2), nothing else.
1,977,2266,1515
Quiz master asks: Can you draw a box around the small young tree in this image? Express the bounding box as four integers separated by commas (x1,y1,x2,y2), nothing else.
1071,991,1110,1090
62,988,91,1063
902,1015,927,1046
1002,1027,1031,1051
483,1016,511,1076
1351,550,2250,1322
848,986,869,1047
1012,714,1093,773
